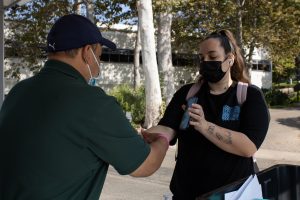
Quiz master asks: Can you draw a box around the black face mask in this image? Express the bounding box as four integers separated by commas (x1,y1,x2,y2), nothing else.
199,59,228,83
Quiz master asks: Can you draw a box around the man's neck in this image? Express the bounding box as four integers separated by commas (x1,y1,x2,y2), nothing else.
48,53,89,81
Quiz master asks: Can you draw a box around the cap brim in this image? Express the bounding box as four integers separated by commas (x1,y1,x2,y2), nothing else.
101,38,116,50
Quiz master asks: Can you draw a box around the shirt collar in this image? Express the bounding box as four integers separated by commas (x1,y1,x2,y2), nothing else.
42,59,87,84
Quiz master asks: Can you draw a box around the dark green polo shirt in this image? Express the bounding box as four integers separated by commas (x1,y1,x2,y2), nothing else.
0,60,150,200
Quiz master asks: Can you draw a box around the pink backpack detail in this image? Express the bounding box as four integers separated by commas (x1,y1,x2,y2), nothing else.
186,81,248,105
236,82,248,105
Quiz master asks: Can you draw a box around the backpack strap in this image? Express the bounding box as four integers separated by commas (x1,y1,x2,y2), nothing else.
175,80,203,161
186,80,204,100
237,82,259,171
237,82,248,105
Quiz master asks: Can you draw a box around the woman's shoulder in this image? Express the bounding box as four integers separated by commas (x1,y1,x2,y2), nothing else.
170,83,196,102
176,83,194,94
244,84,266,101
236,82,263,94
248,84,264,94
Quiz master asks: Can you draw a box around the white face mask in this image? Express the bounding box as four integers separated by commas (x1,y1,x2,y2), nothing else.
87,48,102,86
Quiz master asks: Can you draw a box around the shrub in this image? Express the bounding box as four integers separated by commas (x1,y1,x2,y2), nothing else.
109,85,146,125
264,89,290,106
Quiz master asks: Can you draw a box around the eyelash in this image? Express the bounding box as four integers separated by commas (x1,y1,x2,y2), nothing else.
199,56,218,61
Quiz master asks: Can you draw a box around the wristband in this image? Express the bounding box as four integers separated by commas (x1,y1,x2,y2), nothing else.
158,133,170,147
158,133,172,143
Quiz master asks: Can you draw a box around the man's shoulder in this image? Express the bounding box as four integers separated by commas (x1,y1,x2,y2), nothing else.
6,76,36,96
80,86,119,108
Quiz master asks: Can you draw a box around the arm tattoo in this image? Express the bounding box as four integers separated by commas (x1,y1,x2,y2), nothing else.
216,132,223,141
208,125,233,145
225,131,233,144
216,131,233,145
208,125,215,135
216,131,232,144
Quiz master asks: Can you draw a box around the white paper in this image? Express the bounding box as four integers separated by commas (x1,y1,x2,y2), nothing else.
225,175,253,200
224,175,263,200
236,175,262,200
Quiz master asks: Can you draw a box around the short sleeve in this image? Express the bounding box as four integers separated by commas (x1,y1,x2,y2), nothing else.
158,84,192,145
86,95,150,175
239,85,270,149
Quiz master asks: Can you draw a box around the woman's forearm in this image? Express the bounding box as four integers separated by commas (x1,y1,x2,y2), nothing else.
201,122,257,157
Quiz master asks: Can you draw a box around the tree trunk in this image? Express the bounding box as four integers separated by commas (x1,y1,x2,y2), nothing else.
296,55,300,81
236,0,245,54
85,0,95,23
157,11,175,105
247,41,255,63
73,0,82,14
134,6,142,89
138,0,162,128
0,2,4,107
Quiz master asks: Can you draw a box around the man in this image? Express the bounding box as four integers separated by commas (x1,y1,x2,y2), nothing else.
0,14,169,200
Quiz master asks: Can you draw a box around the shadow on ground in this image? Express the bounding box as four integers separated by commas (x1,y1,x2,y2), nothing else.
277,117,300,130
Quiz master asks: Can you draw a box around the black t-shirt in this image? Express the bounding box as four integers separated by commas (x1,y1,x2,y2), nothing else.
159,81,270,199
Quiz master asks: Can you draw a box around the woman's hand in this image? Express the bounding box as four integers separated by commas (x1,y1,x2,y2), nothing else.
188,103,209,133
141,130,159,144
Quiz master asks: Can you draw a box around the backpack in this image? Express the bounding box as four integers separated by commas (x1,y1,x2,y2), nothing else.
185,80,248,105
178,80,259,172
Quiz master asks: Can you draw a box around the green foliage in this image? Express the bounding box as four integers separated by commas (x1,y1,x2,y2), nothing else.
289,91,299,104
4,0,136,79
272,81,298,89
264,89,290,106
273,57,297,83
109,85,146,125
94,0,136,26
5,0,300,86
5,0,76,78
168,0,300,69
170,0,235,53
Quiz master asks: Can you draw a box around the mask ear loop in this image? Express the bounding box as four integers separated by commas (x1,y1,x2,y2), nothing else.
222,57,232,73
86,64,93,79
90,49,101,79
84,55,93,80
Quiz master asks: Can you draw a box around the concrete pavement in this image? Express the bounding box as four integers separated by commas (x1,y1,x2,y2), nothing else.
100,108,300,200
255,108,300,169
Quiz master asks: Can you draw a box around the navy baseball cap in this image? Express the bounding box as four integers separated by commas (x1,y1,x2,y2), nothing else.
47,14,116,52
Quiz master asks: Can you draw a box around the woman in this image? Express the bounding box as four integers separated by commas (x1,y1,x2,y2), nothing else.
143,29,270,199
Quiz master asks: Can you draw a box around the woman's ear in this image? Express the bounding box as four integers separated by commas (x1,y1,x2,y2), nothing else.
228,54,235,65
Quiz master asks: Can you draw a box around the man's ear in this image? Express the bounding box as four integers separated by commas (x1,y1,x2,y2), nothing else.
81,45,91,63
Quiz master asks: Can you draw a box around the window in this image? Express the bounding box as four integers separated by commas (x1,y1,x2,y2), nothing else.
251,60,272,72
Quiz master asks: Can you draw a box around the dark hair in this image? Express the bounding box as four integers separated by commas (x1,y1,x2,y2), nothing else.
201,29,250,83
48,44,98,58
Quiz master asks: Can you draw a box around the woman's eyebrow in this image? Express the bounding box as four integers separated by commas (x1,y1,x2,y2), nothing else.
199,50,218,54
207,50,218,54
